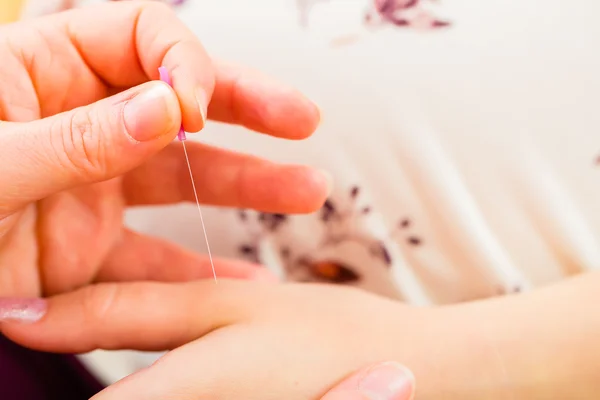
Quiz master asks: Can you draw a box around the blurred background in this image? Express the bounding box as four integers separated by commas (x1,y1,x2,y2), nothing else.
0,0,22,23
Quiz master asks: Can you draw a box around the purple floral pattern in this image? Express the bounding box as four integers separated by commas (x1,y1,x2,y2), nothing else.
298,0,450,31
391,217,423,247
110,0,186,6
236,184,425,284
113,0,451,31
236,211,289,264
366,0,450,29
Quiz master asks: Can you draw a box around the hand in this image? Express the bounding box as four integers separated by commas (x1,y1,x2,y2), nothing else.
7,278,596,400
2,281,436,400
321,362,415,400
0,1,328,299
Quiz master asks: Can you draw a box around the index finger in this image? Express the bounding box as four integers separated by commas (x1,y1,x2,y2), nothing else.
60,1,213,132
0,281,256,353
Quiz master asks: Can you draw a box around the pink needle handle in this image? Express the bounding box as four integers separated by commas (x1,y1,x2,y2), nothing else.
158,66,186,141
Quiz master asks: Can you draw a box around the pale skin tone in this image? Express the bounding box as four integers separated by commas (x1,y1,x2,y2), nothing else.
0,2,413,399
4,275,600,399
2,2,600,400
0,0,330,298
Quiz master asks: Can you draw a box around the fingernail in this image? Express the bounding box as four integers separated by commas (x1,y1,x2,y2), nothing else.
315,105,323,127
195,88,208,131
0,298,47,323
124,82,179,142
359,362,415,400
319,169,334,196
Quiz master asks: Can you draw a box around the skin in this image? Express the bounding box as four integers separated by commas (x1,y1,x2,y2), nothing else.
5,2,600,400
0,0,329,299
7,281,421,400
0,3,416,399
4,275,600,399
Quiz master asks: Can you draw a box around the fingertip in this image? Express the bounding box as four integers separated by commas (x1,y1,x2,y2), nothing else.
323,363,415,400
261,88,321,140
358,362,416,400
267,165,332,214
0,299,62,353
211,64,320,139
195,87,209,131
318,169,334,198
294,95,321,140
268,87,320,140
0,298,48,324
157,63,214,134
169,57,215,134
299,167,333,212
171,76,209,134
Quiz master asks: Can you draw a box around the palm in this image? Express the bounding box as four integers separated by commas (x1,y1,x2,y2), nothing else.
0,181,122,296
0,21,144,296
0,24,109,295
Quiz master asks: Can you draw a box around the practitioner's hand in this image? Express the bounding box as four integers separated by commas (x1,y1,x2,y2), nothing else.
0,1,328,301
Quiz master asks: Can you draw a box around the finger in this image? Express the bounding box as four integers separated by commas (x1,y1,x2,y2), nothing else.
321,362,416,400
0,81,179,216
208,61,320,139
0,281,257,353
122,141,331,213
97,229,277,283
36,179,124,296
34,1,214,131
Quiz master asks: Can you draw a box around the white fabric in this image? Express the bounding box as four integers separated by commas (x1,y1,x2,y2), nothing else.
135,0,600,304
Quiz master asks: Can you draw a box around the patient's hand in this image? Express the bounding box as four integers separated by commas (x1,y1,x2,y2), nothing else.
4,281,454,400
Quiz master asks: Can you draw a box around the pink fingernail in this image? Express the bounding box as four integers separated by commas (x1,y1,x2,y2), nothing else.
0,298,47,323
359,362,415,400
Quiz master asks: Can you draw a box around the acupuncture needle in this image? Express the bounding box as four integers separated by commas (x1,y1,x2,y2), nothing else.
158,66,217,283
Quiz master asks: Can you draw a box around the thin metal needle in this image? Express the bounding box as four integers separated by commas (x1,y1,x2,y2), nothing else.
156,66,216,282
181,140,217,283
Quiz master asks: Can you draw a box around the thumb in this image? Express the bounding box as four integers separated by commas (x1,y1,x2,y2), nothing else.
0,81,180,215
321,362,415,400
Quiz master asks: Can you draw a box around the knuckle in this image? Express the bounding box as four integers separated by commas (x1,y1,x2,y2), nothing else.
81,283,121,332
51,107,108,179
